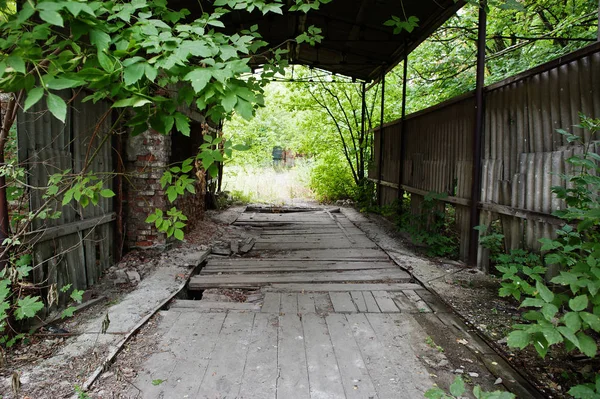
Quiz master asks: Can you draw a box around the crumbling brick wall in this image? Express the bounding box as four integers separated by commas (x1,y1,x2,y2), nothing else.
123,119,210,249
124,129,171,249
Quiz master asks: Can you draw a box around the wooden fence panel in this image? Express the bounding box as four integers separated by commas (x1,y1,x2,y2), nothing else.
17,92,115,306
371,42,600,268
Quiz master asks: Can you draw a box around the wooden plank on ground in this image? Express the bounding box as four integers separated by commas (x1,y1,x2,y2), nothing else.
330,292,357,313
202,261,396,274
392,292,418,313
346,313,412,399
265,283,422,292
326,314,379,399
155,312,227,398
280,293,298,314
239,313,279,398
350,292,367,313
277,313,310,399
189,270,411,289
254,241,378,250
366,313,433,396
403,290,433,313
259,228,364,235
169,300,260,312
371,291,400,313
255,248,389,260
261,293,281,313
362,292,380,313
196,312,255,398
302,313,346,398
313,293,334,314
298,293,316,314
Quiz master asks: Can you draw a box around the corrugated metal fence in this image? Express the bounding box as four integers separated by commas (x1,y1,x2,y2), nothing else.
370,42,600,268
18,93,115,307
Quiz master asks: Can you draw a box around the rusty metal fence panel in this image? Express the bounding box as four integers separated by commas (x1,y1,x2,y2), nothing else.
371,42,600,266
17,93,115,307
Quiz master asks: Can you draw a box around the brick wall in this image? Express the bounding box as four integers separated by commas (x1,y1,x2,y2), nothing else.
124,129,171,249
123,120,210,249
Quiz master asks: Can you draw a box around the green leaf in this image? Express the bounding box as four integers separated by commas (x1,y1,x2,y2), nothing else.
152,379,166,386
580,312,600,332
124,62,146,86
184,69,212,92
221,92,237,112
39,10,64,27
174,229,184,240
557,326,580,348
536,281,554,303
100,189,115,198
24,88,44,111
6,55,26,74
234,98,253,120
568,384,597,399
70,289,84,303
570,295,589,312
449,376,465,397
564,312,582,332
576,332,598,357
46,78,83,90
61,306,76,319
46,93,67,123
174,113,190,136
507,330,530,349
541,303,558,321
15,296,44,320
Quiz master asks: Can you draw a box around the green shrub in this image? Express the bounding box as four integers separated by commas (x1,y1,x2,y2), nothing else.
309,152,356,202
505,115,600,395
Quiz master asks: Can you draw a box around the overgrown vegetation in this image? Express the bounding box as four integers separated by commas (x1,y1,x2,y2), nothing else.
396,193,459,259
425,375,515,399
500,115,600,397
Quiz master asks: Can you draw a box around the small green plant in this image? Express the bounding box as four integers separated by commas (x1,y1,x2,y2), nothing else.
152,379,166,386
398,192,459,259
74,385,90,399
425,376,515,399
495,249,546,301
425,336,444,353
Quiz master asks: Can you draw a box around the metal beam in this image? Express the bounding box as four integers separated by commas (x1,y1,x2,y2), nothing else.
468,1,487,265
377,71,386,205
398,47,409,205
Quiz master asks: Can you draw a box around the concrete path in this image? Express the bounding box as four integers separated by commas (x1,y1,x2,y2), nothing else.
127,208,526,398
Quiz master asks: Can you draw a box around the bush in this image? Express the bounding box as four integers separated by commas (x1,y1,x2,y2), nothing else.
309,152,356,202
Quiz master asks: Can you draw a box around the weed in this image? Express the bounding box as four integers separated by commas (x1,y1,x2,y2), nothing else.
425,336,444,353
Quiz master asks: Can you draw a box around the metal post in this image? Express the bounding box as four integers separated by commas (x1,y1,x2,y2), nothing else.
360,82,366,182
468,0,487,265
398,48,408,204
377,71,386,205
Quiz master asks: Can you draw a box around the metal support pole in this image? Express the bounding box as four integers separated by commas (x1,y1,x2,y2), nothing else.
468,0,487,265
398,48,408,204
360,82,366,183
377,71,386,205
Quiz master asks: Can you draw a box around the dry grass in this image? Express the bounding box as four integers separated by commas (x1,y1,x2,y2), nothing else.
221,164,315,205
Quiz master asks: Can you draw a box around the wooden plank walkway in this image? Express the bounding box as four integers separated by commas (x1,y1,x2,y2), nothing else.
128,208,527,398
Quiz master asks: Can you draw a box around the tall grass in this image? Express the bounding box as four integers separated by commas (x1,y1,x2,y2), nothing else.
222,161,315,204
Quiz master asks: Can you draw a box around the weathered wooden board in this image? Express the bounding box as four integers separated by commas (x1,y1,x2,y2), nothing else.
264,283,422,292
326,314,379,399
196,312,255,397
202,262,397,274
239,313,279,398
330,292,357,313
302,313,346,398
298,293,317,314
261,293,281,313
254,248,390,260
277,313,311,399
189,269,411,289
254,240,378,250
371,291,400,313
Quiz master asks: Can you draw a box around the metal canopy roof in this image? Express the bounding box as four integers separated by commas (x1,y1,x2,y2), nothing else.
199,0,465,81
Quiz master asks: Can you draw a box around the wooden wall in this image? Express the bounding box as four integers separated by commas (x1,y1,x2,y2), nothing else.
18,93,115,307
